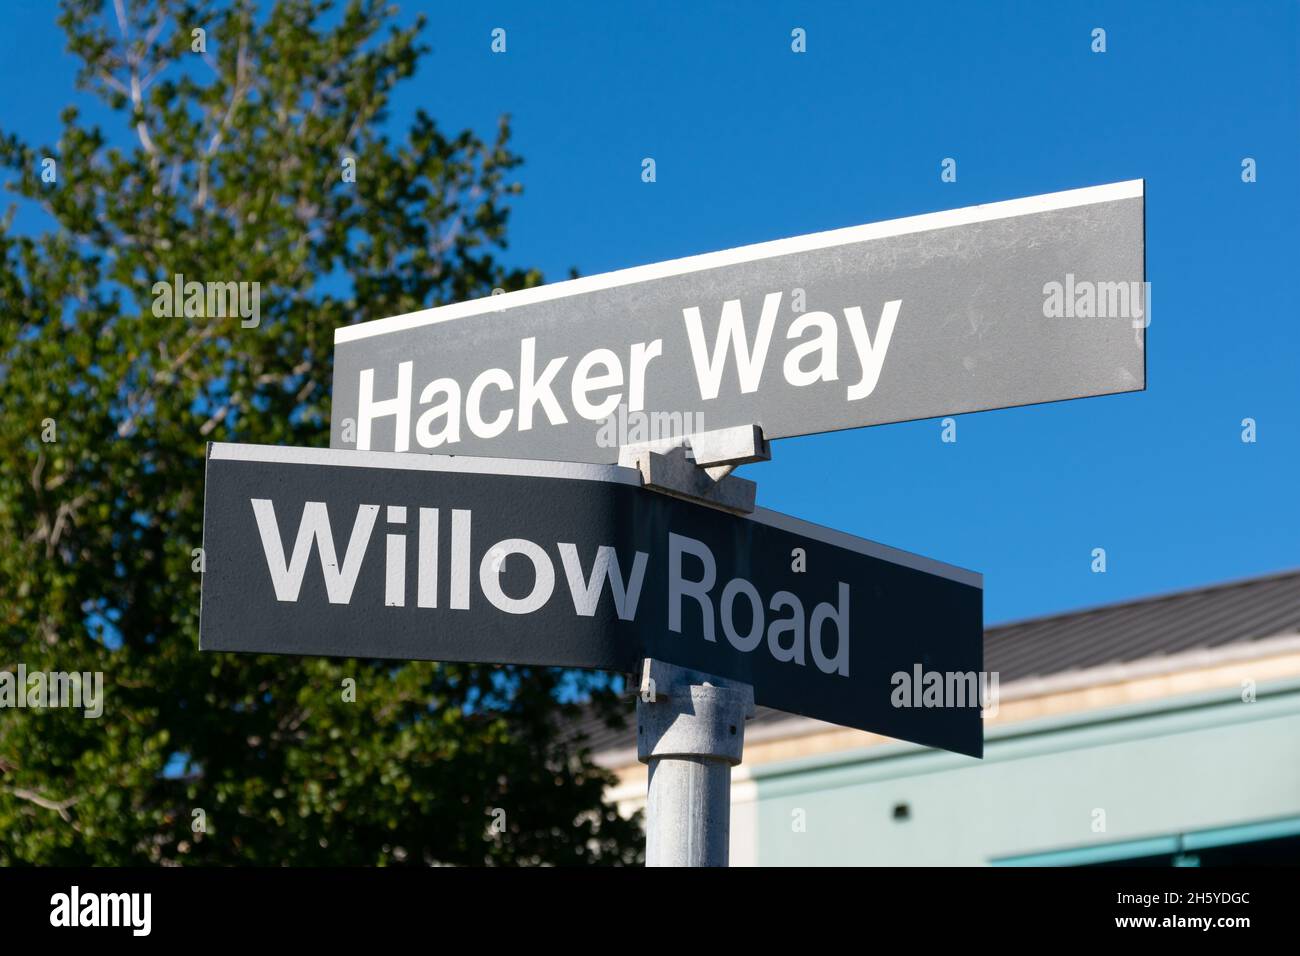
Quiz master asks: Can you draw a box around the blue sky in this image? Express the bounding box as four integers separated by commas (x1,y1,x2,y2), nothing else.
2,0,1297,623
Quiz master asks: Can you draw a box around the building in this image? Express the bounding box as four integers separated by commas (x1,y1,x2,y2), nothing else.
576,569,1300,865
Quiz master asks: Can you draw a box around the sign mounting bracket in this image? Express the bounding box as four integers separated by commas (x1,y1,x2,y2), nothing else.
619,423,770,515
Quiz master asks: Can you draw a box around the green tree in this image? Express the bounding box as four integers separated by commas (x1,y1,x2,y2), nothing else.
0,0,641,865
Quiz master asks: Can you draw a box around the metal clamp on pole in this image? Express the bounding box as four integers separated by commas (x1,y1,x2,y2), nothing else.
619,423,770,514
636,659,756,867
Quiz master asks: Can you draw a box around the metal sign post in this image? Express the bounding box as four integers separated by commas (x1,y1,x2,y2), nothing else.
624,424,764,867
637,658,754,867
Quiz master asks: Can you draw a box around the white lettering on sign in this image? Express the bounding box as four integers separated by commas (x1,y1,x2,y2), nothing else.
251,499,377,603
668,532,850,676
250,499,651,619
682,291,784,399
560,543,649,619
247,501,851,676
350,294,900,451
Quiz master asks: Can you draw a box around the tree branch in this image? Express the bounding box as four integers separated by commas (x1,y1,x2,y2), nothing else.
5,787,81,823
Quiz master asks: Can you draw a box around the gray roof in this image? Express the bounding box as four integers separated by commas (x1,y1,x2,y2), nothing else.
566,568,1300,757
986,567,1300,680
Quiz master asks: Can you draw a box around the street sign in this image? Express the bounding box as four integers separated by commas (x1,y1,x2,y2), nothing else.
331,180,1145,465
200,443,984,756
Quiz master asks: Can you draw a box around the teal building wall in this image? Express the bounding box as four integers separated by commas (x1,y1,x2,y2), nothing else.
748,678,1300,866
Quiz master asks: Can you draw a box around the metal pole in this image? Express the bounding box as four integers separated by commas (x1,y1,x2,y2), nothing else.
636,658,755,867
620,425,766,866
